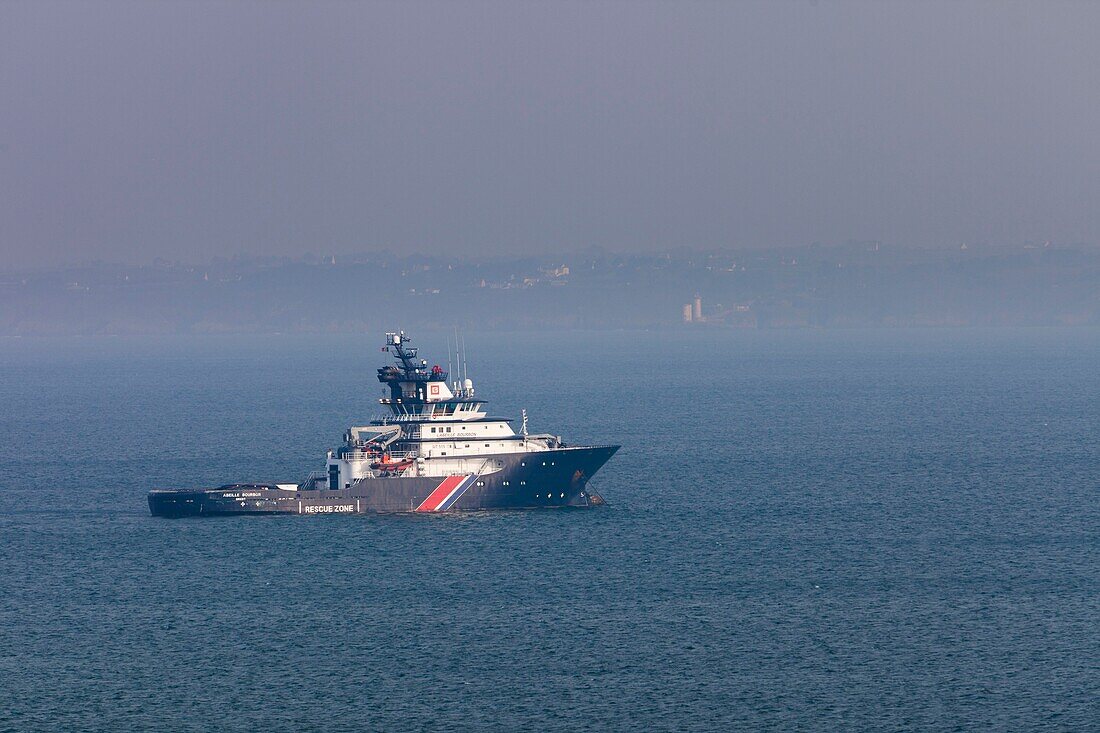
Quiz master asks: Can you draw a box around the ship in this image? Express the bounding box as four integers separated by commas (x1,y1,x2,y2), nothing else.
148,330,619,517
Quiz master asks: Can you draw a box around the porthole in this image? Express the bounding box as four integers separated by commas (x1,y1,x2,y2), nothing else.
546,493,552,498
560,493,565,498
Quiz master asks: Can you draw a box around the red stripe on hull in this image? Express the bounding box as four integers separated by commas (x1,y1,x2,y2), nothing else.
415,475,466,512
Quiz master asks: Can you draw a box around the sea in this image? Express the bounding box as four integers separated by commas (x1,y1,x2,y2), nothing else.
0,328,1096,732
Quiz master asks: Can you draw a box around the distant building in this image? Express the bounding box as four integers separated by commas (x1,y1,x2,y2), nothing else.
682,304,693,323
693,295,703,321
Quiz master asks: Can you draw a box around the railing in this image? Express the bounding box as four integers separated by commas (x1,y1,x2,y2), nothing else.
374,411,481,423
349,451,508,480
378,369,449,383
338,449,418,461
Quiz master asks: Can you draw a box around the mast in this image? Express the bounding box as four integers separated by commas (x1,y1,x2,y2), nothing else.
461,334,468,390
385,331,421,377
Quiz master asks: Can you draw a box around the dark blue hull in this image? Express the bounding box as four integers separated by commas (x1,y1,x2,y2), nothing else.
149,446,618,517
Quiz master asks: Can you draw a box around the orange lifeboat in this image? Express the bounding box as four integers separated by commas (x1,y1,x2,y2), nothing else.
370,455,414,473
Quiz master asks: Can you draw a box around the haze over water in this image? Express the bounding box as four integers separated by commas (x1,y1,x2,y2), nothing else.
1,328,1096,731
4,1,1100,268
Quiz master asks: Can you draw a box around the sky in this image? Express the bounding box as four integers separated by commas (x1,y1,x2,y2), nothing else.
1,0,1099,269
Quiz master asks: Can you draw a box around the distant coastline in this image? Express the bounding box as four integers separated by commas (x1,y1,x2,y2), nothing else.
2,244,1097,336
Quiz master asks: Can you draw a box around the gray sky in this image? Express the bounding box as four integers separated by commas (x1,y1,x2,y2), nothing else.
2,1,1098,268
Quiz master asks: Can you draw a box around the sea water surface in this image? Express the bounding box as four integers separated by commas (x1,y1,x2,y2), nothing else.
0,329,1097,732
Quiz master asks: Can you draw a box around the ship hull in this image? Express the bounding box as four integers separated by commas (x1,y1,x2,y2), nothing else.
149,446,618,517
